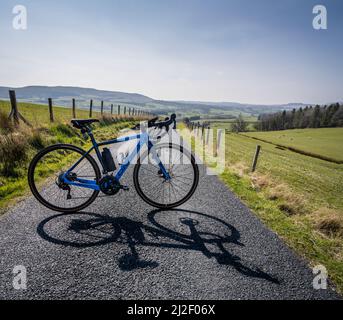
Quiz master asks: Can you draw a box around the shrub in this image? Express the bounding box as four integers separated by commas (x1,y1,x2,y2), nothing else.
0,133,28,177
314,208,343,238
49,123,76,138
27,129,46,150
99,115,115,127
0,110,15,134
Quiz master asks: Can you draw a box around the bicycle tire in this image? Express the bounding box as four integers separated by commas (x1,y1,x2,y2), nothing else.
28,144,101,213
133,143,199,209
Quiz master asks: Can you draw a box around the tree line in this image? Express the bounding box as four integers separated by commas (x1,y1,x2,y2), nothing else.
256,103,343,131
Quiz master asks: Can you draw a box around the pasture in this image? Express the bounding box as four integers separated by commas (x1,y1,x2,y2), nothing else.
244,128,343,163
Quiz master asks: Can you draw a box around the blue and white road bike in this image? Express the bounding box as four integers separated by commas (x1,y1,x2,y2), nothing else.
28,115,199,212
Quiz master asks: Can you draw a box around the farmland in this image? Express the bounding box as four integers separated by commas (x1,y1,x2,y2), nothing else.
0,100,101,126
204,117,258,132
183,124,343,293
224,131,343,210
244,128,343,163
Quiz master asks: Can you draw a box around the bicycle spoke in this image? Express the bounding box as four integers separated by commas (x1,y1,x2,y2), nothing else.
136,144,198,208
31,146,99,210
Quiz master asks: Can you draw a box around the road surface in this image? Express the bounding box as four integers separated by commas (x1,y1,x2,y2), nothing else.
0,142,340,300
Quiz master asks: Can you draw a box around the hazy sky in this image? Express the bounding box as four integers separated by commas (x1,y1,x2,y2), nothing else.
0,0,342,104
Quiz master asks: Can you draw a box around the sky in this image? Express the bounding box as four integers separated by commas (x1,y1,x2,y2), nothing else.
0,0,342,104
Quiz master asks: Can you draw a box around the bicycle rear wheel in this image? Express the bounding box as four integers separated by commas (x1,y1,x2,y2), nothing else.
133,143,199,209
28,144,101,213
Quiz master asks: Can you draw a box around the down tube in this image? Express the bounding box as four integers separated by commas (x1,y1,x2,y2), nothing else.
114,135,148,181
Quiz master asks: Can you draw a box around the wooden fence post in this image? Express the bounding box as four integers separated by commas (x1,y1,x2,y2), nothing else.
206,126,210,145
111,104,113,115
118,105,121,115
251,145,261,172
72,98,76,118
89,99,93,118
124,106,127,115
216,129,224,157
48,98,54,123
101,101,104,115
8,90,31,127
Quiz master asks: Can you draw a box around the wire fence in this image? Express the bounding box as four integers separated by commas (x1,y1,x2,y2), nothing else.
5,90,156,128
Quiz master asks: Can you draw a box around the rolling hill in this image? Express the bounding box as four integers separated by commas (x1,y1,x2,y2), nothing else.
0,85,308,118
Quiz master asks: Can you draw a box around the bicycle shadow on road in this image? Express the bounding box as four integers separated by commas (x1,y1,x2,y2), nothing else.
37,209,280,285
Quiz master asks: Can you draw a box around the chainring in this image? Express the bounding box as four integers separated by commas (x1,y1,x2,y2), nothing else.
99,175,121,195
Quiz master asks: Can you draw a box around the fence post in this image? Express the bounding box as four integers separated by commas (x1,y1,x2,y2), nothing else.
8,90,31,127
72,98,76,118
111,104,113,115
101,101,104,115
216,129,224,157
48,98,54,123
118,105,121,115
89,99,93,118
124,106,127,115
206,126,210,145
251,145,261,172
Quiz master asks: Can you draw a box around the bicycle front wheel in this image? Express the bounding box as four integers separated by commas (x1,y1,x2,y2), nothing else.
28,144,101,213
133,143,199,209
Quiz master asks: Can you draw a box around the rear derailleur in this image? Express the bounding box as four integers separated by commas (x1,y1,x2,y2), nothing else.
56,172,75,200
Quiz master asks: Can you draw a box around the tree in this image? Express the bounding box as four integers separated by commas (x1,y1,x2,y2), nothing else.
310,105,321,128
255,103,342,132
231,114,248,133
331,105,343,127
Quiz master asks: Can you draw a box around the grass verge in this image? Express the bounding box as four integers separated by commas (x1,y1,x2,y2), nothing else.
181,124,343,294
0,101,143,213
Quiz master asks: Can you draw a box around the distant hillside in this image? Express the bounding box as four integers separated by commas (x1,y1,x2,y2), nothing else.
151,99,308,117
0,85,308,118
0,86,153,105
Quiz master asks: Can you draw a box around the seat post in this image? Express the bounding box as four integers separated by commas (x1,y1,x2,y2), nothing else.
87,128,97,145
87,128,105,172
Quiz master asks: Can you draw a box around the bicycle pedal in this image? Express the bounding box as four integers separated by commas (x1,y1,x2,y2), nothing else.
121,185,130,191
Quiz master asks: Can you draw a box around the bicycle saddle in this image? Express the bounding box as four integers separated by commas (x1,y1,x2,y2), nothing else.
71,119,99,129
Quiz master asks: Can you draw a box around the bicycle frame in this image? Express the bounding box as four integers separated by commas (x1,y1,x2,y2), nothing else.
62,129,171,191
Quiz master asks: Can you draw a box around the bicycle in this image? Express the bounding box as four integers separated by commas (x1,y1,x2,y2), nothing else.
28,114,199,213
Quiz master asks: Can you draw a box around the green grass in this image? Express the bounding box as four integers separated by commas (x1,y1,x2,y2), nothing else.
220,170,343,293
244,128,343,163
0,100,104,127
225,132,343,210
0,121,136,212
181,124,343,294
0,100,141,212
205,118,258,132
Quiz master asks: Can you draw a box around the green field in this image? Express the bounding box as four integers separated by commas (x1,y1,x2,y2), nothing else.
207,119,257,132
182,124,343,293
0,100,103,127
224,132,343,211
0,100,140,211
244,128,343,163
